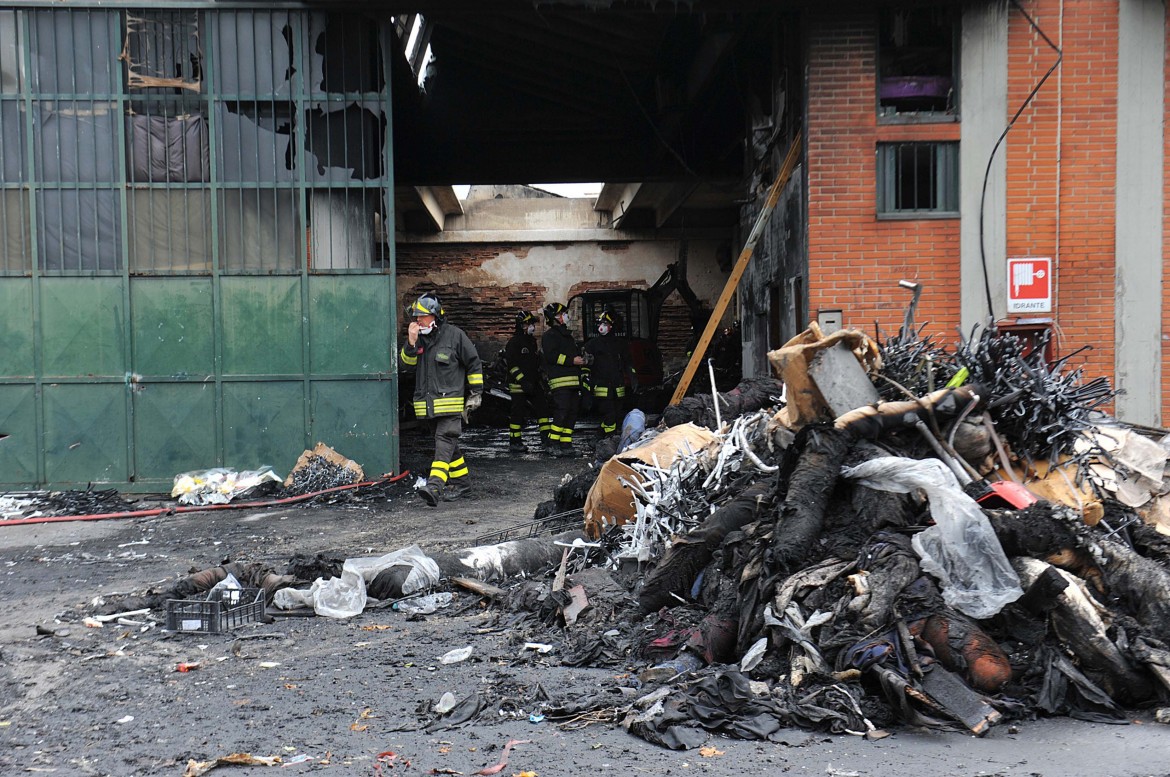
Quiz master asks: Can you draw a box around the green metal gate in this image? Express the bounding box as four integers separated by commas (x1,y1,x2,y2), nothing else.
0,6,399,490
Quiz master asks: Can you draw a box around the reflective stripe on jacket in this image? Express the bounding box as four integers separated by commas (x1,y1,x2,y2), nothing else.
505,332,541,393
542,324,581,390
399,322,483,419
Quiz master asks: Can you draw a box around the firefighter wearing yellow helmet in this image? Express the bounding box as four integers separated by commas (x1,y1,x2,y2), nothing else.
399,292,483,505
582,309,635,437
541,302,588,457
504,310,551,451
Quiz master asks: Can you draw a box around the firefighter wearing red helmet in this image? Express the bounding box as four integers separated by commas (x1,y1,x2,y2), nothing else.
504,309,551,451
399,292,483,506
541,302,588,457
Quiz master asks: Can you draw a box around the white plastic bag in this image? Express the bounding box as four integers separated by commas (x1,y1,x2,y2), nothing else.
206,573,242,601
842,457,1023,619
272,545,442,618
394,592,454,615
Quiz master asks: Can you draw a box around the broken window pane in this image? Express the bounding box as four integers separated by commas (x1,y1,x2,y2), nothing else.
37,189,122,272
123,10,201,93
307,13,384,95
215,102,296,183
211,11,293,97
303,102,385,182
877,7,957,118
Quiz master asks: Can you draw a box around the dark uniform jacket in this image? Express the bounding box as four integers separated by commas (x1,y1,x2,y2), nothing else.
399,322,483,418
542,323,582,390
583,333,632,396
505,332,541,393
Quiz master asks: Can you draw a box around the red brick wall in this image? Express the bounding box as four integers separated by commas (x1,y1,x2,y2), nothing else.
1007,0,1117,396
396,243,700,365
806,11,962,343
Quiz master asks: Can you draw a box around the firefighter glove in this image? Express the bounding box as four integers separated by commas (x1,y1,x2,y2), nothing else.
465,391,483,413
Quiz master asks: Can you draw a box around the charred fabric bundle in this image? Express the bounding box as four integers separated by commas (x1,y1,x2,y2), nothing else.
662,377,784,430
607,435,1170,747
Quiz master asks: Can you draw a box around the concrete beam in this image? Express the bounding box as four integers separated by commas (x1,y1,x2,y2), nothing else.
413,185,464,232
595,182,643,228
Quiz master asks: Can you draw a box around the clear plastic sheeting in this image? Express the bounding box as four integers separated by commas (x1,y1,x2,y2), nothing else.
842,456,1023,619
272,545,441,618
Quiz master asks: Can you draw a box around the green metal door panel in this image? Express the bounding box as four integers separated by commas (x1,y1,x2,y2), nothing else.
221,277,303,375
41,277,126,377
43,383,128,484
0,385,38,484
131,278,215,377
222,381,305,475
0,279,34,377
310,379,396,475
133,383,217,481
308,276,391,375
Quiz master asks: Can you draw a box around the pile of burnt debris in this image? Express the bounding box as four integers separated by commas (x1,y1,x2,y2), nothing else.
407,322,1170,747
91,321,1170,748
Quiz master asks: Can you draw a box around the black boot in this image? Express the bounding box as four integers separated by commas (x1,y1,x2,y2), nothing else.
417,482,442,507
443,481,471,501
508,438,528,453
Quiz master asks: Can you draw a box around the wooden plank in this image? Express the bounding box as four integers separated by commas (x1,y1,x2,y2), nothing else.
449,576,506,600
669,132,802,406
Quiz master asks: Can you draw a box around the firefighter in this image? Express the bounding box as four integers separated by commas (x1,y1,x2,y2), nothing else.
504,310,551,451
398,293,483,506
582,309,635,437
541,301,588,457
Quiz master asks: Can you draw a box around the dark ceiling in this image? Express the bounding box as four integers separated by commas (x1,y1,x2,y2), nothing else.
388,1,784,192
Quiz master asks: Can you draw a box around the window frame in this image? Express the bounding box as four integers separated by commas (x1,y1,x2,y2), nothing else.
875,140,959,218
876,5,960,124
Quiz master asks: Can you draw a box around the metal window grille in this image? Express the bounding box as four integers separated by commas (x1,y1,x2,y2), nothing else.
0,7,391,276
876,141,958,215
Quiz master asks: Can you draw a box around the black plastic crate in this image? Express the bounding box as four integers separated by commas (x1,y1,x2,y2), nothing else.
165,587,265,634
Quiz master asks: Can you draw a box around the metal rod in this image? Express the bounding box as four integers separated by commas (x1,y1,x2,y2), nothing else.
708,358,721,430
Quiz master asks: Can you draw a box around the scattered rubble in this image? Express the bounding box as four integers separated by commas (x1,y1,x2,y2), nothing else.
16,320,1170,755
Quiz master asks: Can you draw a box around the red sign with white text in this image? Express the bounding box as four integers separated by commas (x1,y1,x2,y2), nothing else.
1007,257,1052,313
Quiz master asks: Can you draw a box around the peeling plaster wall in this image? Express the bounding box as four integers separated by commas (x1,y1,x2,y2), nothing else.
396,237,729,364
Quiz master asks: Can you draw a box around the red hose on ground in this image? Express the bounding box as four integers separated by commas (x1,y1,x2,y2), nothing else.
0,470,412,528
